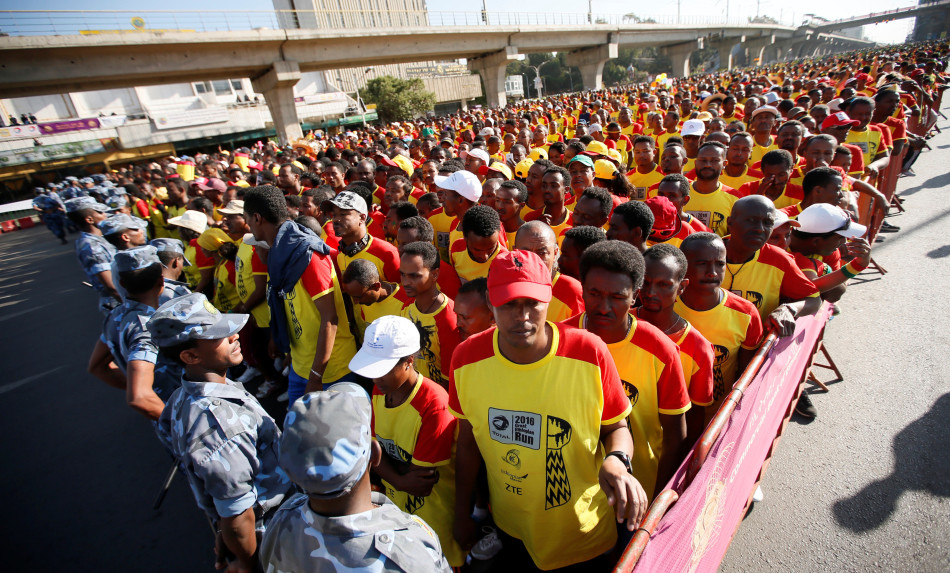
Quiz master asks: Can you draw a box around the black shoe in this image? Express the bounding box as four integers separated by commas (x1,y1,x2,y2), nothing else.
880,221,900,233
795,393,817,418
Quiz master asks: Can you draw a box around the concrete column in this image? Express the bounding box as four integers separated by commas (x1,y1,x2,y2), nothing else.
741,34,774,66
662,40,702,78
251,61,303,145
565,38,618,91
468,47,518,109
712,42,737,71
460,99,469,112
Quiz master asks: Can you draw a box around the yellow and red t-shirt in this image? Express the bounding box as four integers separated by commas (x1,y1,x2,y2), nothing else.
281,253,357,383
721,243,820,320
684,182,739,237
846,125,889,165
569,314,689,498
150,203,187,240
449,238,506,283
524,209,574,246
357,284,410,338
213,259,241,313
183,238,215,291
448,323,631,570
674,289,763,404
546,272,584,324
403,296,459,389
235,241,269,327
719,166,760,191
427,207,456,262
336,234,401,285
372,374,463,566
670,323,715,407
735,180,805,210
749,139,778,165
627,167,665,201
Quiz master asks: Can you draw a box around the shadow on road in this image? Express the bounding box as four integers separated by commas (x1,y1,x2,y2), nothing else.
926,245,950,259
831,393,950,532
899,170,950,197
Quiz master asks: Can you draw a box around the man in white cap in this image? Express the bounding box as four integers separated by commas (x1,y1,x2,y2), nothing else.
348,315,465,568
167,209,214,292
435,170,482,248
749,105,781,165
680,119,706,173
787,203,870,304
462,148,490,179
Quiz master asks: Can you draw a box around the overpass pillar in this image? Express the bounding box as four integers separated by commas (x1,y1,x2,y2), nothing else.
710,41,738,71
565,38,619,91
469,47,519,109
252,61,303,145
741,35,774,66
662,39,702,78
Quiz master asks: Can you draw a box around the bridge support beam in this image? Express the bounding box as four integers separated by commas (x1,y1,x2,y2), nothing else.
564,38,619,91
741,34,775,66
663,39,702,78
469,47,519,109
251,61,303,146
709,39,740,71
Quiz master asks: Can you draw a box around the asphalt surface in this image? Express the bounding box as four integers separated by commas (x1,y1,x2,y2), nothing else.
722,112,950,572
2,114,949,572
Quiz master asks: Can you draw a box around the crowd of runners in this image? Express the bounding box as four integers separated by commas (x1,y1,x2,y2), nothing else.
26,39,946,572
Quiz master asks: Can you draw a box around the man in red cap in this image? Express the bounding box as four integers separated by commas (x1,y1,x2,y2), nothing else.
644,194,693,248
820,112,866,178
449,249,645,571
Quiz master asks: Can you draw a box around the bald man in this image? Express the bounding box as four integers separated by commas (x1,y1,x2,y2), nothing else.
722,196,820,336
515,221,584,323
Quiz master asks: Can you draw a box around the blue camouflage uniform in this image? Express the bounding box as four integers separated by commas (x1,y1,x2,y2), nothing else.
101,299,183,404
76,232,119,313
159,278,192,305
36,191,67,241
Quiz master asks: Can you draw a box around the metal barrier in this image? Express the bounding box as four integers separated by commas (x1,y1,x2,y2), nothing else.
0,9,776,36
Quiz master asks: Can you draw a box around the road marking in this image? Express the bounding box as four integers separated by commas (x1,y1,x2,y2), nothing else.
0,366,66,395
0,302,51,322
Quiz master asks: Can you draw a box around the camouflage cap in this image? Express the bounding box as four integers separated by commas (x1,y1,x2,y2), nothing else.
113,245,161,274
98,213,148,236
65,196,110,214
147,292,249,347
106,195,128,210
280,382,373,498
149,238,191,266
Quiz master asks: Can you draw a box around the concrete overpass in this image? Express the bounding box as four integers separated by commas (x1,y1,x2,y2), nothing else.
0,10,873,143
806,0,950,34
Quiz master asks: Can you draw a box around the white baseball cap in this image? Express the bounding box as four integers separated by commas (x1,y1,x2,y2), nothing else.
167,210,209,235
348,315,421,379
796,204,866,238
681,119,706,137
433,170,482,202
461,148,490,164
763,91,780,105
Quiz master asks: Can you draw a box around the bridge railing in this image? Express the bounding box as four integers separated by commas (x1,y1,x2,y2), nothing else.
0,10,768,37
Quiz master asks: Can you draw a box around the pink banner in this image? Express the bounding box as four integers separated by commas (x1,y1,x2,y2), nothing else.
38,118,101,135
631,303,834,572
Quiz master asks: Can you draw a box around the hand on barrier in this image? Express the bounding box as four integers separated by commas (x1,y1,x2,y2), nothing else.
767,305,797,337
600,456,648,530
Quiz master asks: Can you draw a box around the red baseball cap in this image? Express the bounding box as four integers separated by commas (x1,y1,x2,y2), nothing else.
645,196,680,241
487,250,552,307
198,177,227,193
821,112,859,131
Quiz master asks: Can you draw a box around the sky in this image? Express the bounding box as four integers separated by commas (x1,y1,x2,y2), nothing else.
8,0,917,44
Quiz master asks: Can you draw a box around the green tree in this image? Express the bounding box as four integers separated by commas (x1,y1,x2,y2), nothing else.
361,75,436,123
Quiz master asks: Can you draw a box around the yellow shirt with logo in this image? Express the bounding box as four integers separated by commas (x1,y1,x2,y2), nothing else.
684,182,738,236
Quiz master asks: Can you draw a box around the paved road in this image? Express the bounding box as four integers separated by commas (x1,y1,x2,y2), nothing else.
2,114,949,572
722,113,950,572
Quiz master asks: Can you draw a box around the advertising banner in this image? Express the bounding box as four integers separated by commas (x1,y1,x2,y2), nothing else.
632,304,833,572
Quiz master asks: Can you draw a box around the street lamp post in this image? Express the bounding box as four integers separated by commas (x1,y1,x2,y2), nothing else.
527,58,557,98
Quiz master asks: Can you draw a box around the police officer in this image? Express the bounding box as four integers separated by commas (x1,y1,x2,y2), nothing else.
33,186,68,244
261,383,452,572
65,197,121,314
149,238,193,305
149,293,293,572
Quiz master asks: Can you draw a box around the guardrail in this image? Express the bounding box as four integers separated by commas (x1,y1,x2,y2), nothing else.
0,10,784,36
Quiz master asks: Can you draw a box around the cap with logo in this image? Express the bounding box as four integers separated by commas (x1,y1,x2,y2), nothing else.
514,158,535,179
681,119,706,137
98,213,148,236
348,315,421,379
147,292,249,347
796,204,866,238
593,159,618,180
486,162,513,180
113,245,161,274
486,249,553,307
279,382,373,498
328,191,368,216
821,111,860,131
433,170,482,202
167,210,209,235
